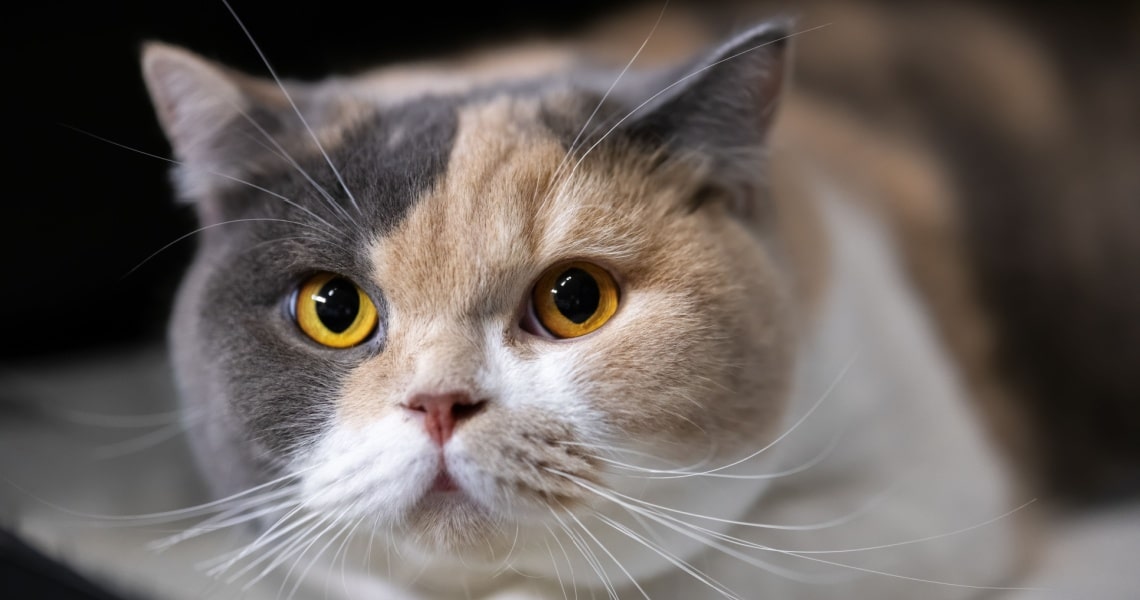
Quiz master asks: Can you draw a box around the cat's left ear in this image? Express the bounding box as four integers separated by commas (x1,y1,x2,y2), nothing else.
623,20,791,208
140,42,314,214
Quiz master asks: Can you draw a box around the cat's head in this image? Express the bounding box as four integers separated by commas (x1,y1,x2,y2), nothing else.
144,19,806,577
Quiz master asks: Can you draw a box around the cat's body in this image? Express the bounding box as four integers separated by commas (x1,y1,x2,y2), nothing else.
84,2,1138,598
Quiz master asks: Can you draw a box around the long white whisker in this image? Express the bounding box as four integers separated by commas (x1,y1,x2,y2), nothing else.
64,125,342,238
4,467,311,526
633,350,858,478
782,550,1045,592
548,507,618,600
566,24,832,178
29,407,191,429
543,523,579,600
228,102,362,230
560,502,651,600
542,532,570,600
213,511,321,581
552,467,879,532
592,512,742,600
563,474,825,583
783,499,1039,555
221,0,363,216
363,510,382,576
283,516,356,600
491,521,523,577
335,516,366,599
596,423,844,480
150,492,298,550
544,0,670,203
243,509,342,590
91,421,188,460
122,217,335,280
564,472,1042,591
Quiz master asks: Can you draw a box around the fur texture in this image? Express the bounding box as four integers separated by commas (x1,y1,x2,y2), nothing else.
140,9,1028,600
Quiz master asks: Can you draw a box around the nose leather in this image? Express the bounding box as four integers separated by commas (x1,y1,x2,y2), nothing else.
404,392,486,446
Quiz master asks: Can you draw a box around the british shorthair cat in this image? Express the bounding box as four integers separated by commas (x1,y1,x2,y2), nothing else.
131,3,1050,598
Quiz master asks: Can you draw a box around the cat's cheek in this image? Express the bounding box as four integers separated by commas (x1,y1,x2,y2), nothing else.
298,415,437,522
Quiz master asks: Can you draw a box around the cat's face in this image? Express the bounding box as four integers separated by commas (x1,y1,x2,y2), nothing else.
147,22,798,571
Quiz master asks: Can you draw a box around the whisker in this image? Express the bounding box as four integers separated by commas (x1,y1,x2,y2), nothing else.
121,217,333,281
781,550,1046,592
363,510,382,576
211,511,320,581
242,509,342,590
563,470,1042,591
334,516,366,599
27,407,191,429
564,474,827,583
150,492,298,551
543,523,579,600
548,507,618,600
4,467,312,526
542,532,570,600
91,420,188,460
282,517,357,600
782,499,1039,555
200,509,317,575
592,512,742,600
559,502,651,600
595,423,845,481
630,350,858,479
491,521,523,577
559,439,717,474
220,0,363,216
542,0,671,207
543,24,832,218
550,467,881,532
567,23,832,176
228,101,361,231
63,124,342,240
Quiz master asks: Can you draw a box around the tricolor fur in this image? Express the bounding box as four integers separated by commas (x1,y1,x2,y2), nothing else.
142,8,1029,599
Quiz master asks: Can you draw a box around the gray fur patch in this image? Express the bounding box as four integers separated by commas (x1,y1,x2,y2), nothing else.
175,96,458,462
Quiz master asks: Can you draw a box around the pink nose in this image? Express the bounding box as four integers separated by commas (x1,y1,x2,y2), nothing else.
404,392,486,447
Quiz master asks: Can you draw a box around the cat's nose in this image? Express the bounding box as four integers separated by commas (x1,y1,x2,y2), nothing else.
403,392,487,447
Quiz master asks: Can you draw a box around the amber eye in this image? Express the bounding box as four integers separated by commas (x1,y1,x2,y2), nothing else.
294,273,378,348
531,261,619,339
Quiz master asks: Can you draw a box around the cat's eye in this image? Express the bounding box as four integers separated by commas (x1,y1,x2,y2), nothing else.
293,273,378,348
529,261,619,339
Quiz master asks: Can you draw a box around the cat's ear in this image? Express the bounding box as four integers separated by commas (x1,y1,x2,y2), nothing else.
623,20,791,208
140,42,294,205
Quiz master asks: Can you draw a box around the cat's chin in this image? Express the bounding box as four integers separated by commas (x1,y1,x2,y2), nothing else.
399,491,512,557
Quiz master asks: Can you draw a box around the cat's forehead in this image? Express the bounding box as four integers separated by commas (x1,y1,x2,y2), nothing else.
356,92,660,319
303,74,606,236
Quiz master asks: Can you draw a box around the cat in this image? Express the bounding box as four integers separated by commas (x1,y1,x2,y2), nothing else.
129,4,1045,599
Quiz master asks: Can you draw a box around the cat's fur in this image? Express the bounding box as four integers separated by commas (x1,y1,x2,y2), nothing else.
138,5,1035,599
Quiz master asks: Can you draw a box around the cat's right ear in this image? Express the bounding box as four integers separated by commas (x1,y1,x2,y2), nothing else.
141,43,287,212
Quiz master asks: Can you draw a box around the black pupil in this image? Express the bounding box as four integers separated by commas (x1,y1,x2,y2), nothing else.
314,278,360,333
551,268,600,324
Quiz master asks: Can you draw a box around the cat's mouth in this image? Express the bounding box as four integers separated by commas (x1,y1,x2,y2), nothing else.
430,462,460,493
